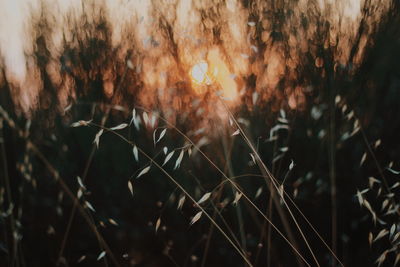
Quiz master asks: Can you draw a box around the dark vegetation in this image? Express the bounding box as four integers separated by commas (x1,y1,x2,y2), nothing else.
0,0,400,266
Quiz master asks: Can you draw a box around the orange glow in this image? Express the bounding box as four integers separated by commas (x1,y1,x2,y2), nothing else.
190,49,238,101
208,49,238,100
0,0,391,116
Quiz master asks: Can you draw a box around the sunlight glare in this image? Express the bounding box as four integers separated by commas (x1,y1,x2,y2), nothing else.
190,61,212,85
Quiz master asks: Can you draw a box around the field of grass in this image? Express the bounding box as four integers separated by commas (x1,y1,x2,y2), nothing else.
0,0,400,266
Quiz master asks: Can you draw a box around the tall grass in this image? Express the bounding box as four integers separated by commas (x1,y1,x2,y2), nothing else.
0,1,400,266
1,89,399,266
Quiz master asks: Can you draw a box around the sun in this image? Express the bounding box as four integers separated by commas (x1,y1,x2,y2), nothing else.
190,49,239,101
190,61,213,85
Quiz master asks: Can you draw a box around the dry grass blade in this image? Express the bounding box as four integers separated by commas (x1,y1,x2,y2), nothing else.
375,251,388,267
360,152,367,166
137,166,150,178
128,180,134,196
97,251,106,261
110,123,128,130
93,129,104,148
77,255,86,263
373,229,388,243
233,191,243,206
163,151,175,166
174,150,184,169
155,218,161,233
197,192,211,205
133,146,139,162
190,211,203,226
154,128,167,145
387,167,400,175
255,187,263,199
71,120,92,127
77,176,86,190
109,218,118,226
231,129,240,136
129,108,136,125
177,195,186,210
85,201,96,212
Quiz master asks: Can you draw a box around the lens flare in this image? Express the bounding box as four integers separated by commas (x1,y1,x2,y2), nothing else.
190,50,239,101
190,61,212,85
